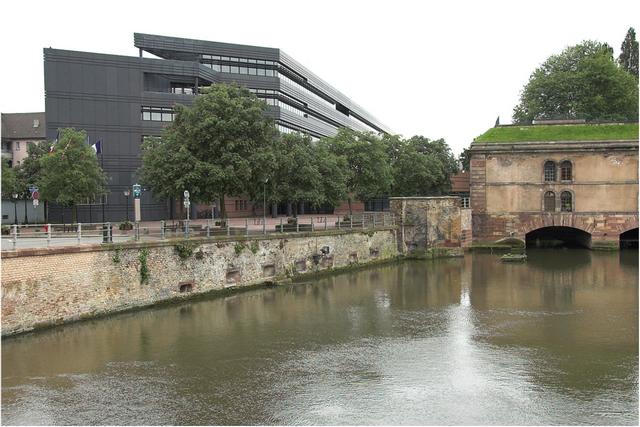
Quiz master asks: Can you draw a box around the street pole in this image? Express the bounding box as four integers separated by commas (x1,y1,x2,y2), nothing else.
124,189,131,222
263,178,268,235
12,194,18,225
101,151,106,223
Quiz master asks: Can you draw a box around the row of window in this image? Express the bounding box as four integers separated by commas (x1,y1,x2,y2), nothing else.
543,191,573,212
249,88,304,107
544,160,572,181
278,73,336,108
170,83,195,95
201,54,278,66
234,199,248,211
276,123,320,141
264,99,307,117
141,106,175,122
203,62,278,77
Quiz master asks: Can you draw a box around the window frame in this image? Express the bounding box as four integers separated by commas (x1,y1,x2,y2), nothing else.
560,160,573,181
543,160,556,182
560,191,573,212
543,191,556,212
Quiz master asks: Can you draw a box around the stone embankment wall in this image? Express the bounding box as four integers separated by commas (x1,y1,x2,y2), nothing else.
389,197,470,253
1,229,397,336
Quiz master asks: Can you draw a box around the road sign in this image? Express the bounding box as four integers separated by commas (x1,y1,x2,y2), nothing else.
31,191,39,200
133,184,142,199
33,199,39,207
28,184,38,193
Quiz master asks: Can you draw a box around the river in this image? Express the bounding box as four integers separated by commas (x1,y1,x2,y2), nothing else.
1,250,638,425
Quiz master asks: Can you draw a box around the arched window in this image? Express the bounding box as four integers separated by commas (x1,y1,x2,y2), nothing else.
544,161,556,182
561,191,572,212
560,161,572,181
544,191,556,212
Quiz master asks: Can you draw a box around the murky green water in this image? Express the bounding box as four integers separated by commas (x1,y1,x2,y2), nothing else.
2,250,638,425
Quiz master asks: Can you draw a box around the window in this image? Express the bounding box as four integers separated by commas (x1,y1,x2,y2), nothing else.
561,191,572,212
15,141,20,151
544,161,556,182
170,83,194,95
141,106,175,122
560,161,572,181
461,197,470,208
544,191,556,212
234,199,248,211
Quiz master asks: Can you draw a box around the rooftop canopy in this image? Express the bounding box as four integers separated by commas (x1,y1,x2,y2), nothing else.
474,123,639,143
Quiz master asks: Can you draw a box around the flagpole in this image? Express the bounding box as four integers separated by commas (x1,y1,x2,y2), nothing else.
100,141,106,223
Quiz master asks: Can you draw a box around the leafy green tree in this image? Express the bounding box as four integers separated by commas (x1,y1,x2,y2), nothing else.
458,147,471,172
1,158,17,199
619,27,639,79
513,40,639,123
14,141,52,220
390,136,458,196
139,84,277,218
265,134,347,216
39,128,107,222
326,129,393,215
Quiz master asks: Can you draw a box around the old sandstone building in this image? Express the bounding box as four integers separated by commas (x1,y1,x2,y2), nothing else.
469,122,639,249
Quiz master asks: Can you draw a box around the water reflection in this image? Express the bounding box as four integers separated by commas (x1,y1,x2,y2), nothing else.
2,251,637,425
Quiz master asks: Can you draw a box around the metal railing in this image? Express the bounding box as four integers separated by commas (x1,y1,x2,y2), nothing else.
0,212,395,250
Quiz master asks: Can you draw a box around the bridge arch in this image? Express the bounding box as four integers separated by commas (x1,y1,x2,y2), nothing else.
620,227,638,249
525,226,592,249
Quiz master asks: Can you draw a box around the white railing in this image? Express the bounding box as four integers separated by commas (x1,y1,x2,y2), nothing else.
0,212,394,250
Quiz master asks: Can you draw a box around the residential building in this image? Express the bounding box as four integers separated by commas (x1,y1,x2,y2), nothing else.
44,33,391,222
1,112,46,168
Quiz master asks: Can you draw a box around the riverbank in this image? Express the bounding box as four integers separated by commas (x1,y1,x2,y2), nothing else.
1,228,399,337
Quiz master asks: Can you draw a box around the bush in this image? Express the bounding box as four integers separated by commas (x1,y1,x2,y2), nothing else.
1,225,10,235
119,220,133,230
174,241,196,260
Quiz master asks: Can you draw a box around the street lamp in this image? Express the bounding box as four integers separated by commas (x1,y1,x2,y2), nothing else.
12,193,18,225
183,190,191,237
263,178,268,234
123,189,131,222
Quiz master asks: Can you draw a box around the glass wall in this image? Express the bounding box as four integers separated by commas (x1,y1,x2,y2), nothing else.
141,106,175,122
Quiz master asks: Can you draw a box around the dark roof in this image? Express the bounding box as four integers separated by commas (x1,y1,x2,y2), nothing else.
450,171,470,193
1,112,46,140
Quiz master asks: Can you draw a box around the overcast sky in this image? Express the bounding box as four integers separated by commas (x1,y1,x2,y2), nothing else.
1,0,638,154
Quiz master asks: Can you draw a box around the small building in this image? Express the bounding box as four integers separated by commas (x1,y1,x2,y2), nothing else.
469,122,639,249
1,112,46,168
449,171,470,208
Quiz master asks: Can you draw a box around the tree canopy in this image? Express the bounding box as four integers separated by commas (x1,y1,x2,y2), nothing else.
1,158,17,199
139,83,277,218
38,128,107,220
513,40,639,123
325,129,394,214
619,27,639,79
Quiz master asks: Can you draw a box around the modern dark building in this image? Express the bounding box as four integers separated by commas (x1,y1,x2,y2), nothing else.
44,33,391,221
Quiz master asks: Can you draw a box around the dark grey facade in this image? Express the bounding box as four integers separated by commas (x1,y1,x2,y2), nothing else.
44,33,391,222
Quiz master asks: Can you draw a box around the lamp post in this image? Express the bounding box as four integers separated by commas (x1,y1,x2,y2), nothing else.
183,190,190,237
12,193,18,225
123,189,131,222
263,178,268,234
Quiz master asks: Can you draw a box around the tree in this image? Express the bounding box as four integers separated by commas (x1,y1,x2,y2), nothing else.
15,141,52,220
139,84,277,219
390,136,458,196
326,129,393,215
39,128,107,222
1,158,17,199
513,40,639,123
619,27,639,79
265,134,347,216
458,147,471,172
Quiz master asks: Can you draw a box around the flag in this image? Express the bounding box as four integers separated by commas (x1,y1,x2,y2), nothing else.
91,139,102,155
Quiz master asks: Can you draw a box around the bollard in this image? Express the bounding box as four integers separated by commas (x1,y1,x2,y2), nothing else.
77,223,82,244
12,224,17,250
160,220,166,240
245,218,249,236
47,223,52,247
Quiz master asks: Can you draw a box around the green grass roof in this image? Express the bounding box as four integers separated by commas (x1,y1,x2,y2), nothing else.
473,123,639,143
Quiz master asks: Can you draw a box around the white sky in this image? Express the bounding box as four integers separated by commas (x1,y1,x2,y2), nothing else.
1,0,638,155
